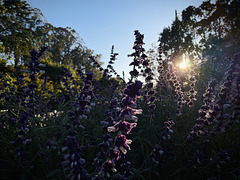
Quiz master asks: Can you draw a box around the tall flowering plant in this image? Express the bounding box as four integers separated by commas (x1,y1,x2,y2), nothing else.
60,70,94,180
93,48,123,176
0,47,51,178
156,42,168,101
187,53,240,171
168,64,185,116
150,112,175,165
94,31,144,179
95,80,142,179
128,30,146,82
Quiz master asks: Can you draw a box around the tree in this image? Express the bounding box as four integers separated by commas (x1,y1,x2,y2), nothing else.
46,26,77,65
159,10,198,67
0,0,103,79
35,25,103,78
195,0,240,58
0,0,44,67
159,0,240,73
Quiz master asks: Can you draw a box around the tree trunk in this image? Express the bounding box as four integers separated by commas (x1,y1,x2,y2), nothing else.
14,56,19,68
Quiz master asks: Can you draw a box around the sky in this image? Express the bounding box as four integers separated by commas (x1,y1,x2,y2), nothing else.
27,0,204,81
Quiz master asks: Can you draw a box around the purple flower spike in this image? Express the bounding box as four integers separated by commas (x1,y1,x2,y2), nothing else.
61,135,90,180
96,31,143,179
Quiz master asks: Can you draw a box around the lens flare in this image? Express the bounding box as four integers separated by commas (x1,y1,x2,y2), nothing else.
179,61,187,69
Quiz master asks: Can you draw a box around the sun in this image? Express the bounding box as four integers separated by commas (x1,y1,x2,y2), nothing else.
179,61,187,69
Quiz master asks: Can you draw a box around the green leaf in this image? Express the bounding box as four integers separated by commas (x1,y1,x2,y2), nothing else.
46,169,62,178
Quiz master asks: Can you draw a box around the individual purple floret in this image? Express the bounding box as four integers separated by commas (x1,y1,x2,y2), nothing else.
189,149,205,168
119,106,142,122
207,177,217,180
108,120,137,134
113,134,132,155
46,140,56,150
101,160,117,177
8,116,16,125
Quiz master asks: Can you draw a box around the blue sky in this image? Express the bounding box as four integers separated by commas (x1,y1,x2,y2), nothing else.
27,0,203,80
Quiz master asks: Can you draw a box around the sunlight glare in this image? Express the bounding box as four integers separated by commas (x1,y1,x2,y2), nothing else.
179,61,187,69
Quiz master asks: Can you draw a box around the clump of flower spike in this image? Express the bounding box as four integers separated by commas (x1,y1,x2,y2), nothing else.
187,79,218,168
105,46,125,97
210,149,235,169
60,70,94,180
89,49,124,104
156,42,169,101
107,45,122,79
128,30,146,81
95,80,142,179
89,55,109,103
119,154,134,178
10,111,32,162
93,98,117,173
201,79,218,126
94,31,144,179
189,149,205,168
168,64,185,116
190,148,235,173
187,54,239,170
150,112,175,164
187,69,197,107
89,55,104,72
9,47,48,161
27,46,47,77
0,47,47,115
65,71,94,129
60,67,77,99
23,47,48,126
226,53,240,123
89,47,123,81
230,73,240,123
187,78,218,142
142,56,156,112
132,32,156,112
211,52,240,135
61,135,91,180
39,76,53,121
114,81,142,163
